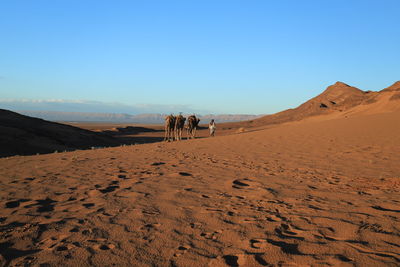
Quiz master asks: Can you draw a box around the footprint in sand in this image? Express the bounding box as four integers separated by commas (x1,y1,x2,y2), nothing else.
265,187,278,196
142,208,160,216
99,185,119,194
232,178,260,190
227,211,236,216
5,198,30,208
308,204,325,211
275,223,305,240
250,239,269,249
98,244,115,250
35,198,57,213
151,162,165,166
72,241,82,247
69,227,80,233
141,223,161,230
200,230,222,240
82,203,95,208
266,214,283,222
242,217,261,224
232,179,250,189
22,177,38,184
178,172,192,177
265,239,301,255
174,245,191,257
223,254,246,267
118,174,128,179
55,245,69,251
89,242,116,251
190,222,202,229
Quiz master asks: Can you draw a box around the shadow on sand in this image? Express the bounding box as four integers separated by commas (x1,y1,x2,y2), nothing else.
103,126,163,136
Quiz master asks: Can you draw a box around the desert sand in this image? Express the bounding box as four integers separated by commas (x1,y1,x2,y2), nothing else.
1,83,400,266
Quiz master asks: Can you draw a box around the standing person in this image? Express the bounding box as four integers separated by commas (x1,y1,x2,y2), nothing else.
209,119,216,137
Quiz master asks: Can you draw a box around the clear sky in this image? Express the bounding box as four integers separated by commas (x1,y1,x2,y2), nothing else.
1,0,399,114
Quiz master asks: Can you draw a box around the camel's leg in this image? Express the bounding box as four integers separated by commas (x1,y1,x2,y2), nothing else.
168,129,171,142
164,127,168,141
168,127,173,142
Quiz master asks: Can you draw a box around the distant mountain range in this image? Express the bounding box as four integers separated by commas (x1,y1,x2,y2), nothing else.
15,111,263,124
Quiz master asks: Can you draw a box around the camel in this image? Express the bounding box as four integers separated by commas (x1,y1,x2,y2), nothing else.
164,114,176,142
187,115,200,139
174,114,186,141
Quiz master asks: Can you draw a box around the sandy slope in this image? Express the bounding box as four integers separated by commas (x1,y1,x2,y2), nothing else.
0,109,121,157
1,110,399,266
223,81,400,130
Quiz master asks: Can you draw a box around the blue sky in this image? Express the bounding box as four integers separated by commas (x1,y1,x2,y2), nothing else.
1,0,399,114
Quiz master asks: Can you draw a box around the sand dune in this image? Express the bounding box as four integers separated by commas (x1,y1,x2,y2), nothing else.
1,82,399,266
1,107,399,266
0,109,121,157
223,81,400,130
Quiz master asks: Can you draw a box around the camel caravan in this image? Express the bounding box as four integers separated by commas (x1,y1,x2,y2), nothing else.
164,114,201,141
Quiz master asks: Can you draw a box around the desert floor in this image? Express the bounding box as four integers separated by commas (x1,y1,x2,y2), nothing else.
65,121,246,145
1,111,400,266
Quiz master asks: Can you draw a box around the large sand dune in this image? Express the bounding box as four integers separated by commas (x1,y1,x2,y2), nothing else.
223,81,400,129
0,109,121,157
